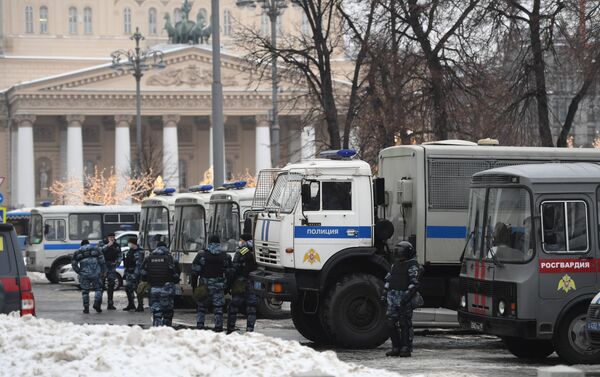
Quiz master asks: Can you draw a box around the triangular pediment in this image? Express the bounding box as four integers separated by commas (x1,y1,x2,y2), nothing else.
12,45,287,94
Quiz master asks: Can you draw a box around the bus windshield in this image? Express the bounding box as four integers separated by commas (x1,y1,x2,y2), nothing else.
140,206,170,250
29,214,43,244
209,202,240,253
266,172,302,213
467,187,533,263
175,205,206,252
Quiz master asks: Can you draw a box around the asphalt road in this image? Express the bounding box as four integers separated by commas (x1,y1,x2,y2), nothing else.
30,276,600,377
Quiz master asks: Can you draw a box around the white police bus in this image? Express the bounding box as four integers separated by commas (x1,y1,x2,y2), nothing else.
138,187,180,252
25,204,140,283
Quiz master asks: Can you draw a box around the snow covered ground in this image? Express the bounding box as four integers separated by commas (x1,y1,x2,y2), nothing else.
0,314,400,377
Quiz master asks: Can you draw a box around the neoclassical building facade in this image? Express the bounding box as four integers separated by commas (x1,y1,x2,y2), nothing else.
0,0,341,208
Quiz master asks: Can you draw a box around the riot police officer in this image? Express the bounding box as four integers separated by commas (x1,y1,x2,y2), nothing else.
191,235,232,332
383,241,423,357
123,237,144,312
101,232,122,310
140,240,180,327
72,240,106,313
226,233,258,334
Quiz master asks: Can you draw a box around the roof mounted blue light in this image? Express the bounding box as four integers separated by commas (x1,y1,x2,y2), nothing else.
153,187,176,195
318,149,357,160
222,181,247,189
40,201,52,207
189,184,214,192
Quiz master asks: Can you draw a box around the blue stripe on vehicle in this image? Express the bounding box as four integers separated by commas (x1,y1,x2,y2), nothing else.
294,226,372,239
426,226,467,239
265,220,270,242
43,243,98,250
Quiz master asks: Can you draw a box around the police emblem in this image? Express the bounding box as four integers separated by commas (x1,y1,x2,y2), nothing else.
303,249,321,264
557,274,576,293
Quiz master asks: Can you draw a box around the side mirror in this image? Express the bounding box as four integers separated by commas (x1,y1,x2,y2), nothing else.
301,183,311,203
373,178,385,207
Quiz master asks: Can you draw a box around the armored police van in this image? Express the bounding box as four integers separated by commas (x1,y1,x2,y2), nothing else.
250,142,600,348
458,163,600,364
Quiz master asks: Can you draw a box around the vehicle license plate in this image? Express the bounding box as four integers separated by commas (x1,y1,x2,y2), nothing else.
253,281,262,290
470,321,484,331
586,321,600,332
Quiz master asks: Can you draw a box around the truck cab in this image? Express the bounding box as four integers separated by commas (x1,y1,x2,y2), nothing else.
138,188,178,252
458,162,600,364
251,151,391,347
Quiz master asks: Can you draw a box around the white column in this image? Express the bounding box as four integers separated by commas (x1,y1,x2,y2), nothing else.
301,125,316,161
115,115,132,203
162,114,180,189
66,114,85,203
255,114,272,174
15,115,36,207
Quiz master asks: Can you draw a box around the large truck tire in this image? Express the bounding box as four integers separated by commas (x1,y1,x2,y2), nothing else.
258,298,290,319
290,299,330,344
554,305,600,364
502,336,554,359
322,273,388,348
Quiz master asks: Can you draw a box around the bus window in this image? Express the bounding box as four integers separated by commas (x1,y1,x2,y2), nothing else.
44,219,66,241
69,214,102,240
541,201,588,253
30,215,43,244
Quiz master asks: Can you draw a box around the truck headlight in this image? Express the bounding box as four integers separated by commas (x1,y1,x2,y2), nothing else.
498,300,506,316
460,295,467,308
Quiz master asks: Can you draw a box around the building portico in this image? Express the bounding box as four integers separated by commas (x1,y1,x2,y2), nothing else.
5,45,316,207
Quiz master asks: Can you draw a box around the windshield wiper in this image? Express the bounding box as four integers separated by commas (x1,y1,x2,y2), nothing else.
459,231,474,263
485,245,504,267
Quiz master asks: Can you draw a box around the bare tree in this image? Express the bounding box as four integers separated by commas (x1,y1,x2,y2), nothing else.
237,0,379,149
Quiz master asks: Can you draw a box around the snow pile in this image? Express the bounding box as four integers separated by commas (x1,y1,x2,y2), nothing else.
0,314,400,377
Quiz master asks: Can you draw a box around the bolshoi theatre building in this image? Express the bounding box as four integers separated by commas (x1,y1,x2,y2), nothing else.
0,0,349,208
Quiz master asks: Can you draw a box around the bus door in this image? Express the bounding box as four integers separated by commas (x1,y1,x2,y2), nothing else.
463,187,496,319
538,197,596,299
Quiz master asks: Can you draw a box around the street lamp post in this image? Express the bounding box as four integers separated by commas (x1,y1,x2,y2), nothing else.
111,27,165,176
237,0,287,168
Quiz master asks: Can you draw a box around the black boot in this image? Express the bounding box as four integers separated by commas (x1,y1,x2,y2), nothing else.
123,291,135,311
83,306,89,314
135,297,144,312
93,301,102,313
386,326,401,357
398,326,412,357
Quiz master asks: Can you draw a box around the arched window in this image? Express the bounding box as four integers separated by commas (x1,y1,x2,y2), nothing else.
83,7,92,34
223,9,232,36
260,13,268,36
68,7,77,34
148,8,157,35
301,13,310,35
39,6,48,34
174,8,182,23
25,5,34,33
123,8,132,34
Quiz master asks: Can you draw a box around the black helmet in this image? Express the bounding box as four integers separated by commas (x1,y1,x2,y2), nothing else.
392,241,415,260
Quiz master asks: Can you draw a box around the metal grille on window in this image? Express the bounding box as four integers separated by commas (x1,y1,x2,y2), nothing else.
281,173,303,212
252,169,281,209
429,159,544,210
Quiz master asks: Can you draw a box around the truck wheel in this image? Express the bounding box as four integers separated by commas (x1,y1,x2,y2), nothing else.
502,336,554,359
555,305,600,364
290,299,330,344
258,298,290,319
322,273,388,348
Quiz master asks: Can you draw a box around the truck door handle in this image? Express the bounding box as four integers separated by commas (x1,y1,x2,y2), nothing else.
346,229,358,237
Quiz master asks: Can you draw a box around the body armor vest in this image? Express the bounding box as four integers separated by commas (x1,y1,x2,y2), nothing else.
201,252,227,278
104,245,120,264
146,255,172,286
240,249,257,277
388,259,418,291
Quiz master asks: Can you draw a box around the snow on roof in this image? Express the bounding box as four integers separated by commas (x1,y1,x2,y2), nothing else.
0,314,399,377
